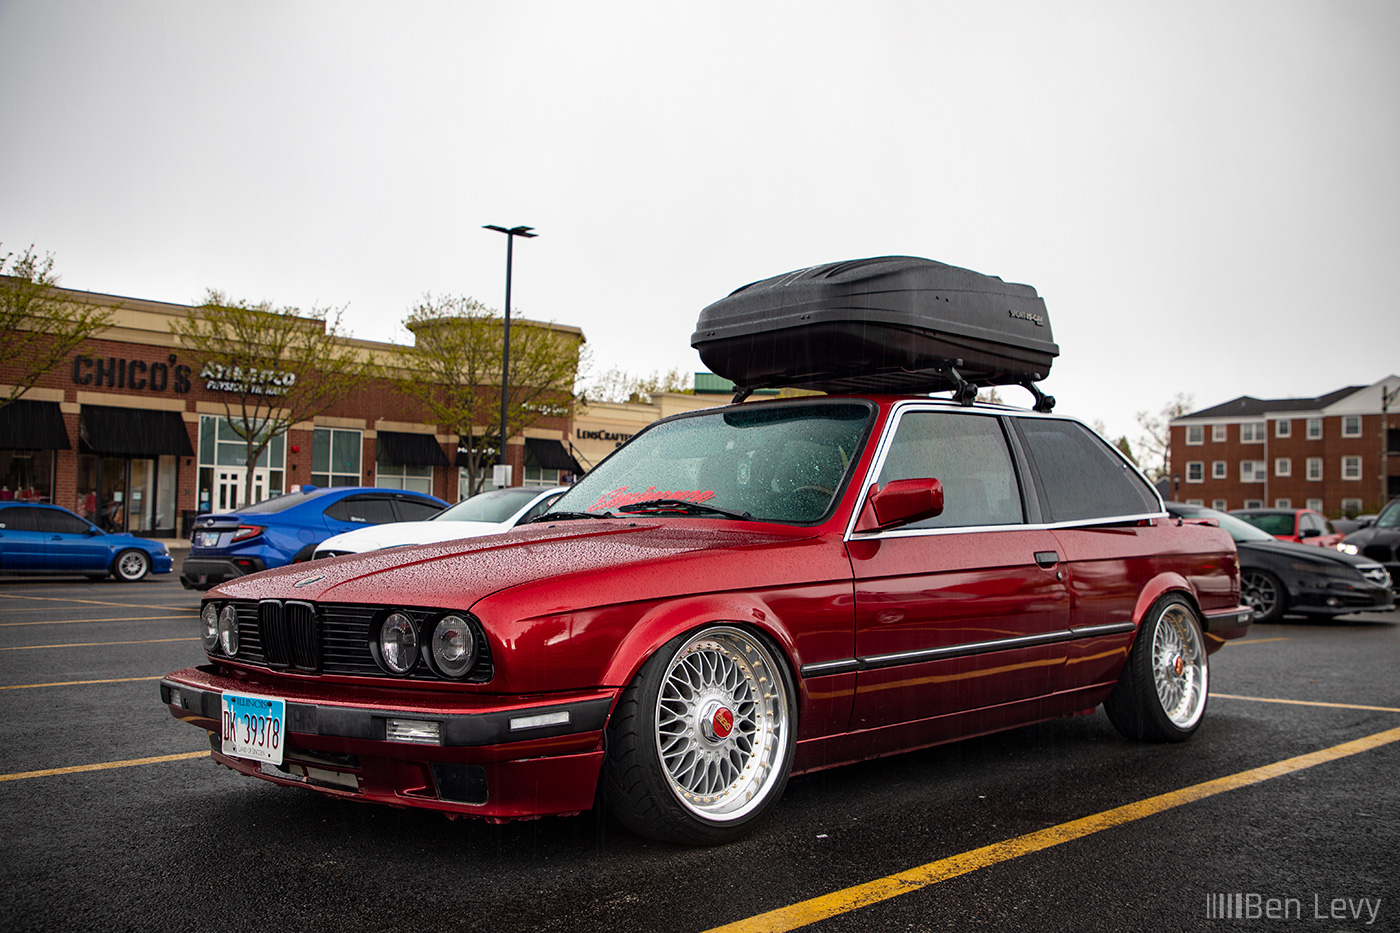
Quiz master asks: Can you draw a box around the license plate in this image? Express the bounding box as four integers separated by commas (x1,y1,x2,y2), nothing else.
221,691,286,765
198,531,220,547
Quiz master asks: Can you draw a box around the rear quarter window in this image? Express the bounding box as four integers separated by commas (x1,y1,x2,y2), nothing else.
325,496,399,524
1016,418,1158,523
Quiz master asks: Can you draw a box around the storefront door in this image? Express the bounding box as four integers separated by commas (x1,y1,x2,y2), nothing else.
214,467,270,512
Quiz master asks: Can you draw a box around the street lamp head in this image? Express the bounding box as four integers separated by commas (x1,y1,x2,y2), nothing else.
484,224,537,238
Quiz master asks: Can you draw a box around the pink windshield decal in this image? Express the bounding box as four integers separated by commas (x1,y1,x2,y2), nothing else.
588,486,716,512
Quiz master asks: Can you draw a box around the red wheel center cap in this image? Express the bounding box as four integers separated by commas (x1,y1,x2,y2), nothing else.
1173,656,1185,677
712,707,734,739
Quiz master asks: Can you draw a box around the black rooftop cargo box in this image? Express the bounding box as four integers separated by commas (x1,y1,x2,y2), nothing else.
691,256,1059,405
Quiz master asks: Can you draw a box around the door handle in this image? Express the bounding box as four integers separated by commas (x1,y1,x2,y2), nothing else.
1034,550,1060,568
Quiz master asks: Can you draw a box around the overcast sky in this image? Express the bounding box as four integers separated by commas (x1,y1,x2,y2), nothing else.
2,0,1396,448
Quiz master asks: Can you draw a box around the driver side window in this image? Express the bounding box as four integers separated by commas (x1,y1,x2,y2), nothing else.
876,412,1023,528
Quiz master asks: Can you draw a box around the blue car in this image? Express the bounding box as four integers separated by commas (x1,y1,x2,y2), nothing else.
0,501,173,581
180,486,448,590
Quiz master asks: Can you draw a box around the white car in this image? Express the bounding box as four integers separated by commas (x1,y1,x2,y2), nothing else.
312,486,569,558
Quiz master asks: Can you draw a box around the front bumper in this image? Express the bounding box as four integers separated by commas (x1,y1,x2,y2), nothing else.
179,556,265,590
1289,581,1396,617
160,665,616,819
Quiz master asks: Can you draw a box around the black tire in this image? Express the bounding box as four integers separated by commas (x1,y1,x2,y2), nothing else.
1241,569,1287,623
1104,596,1209,743
112,549,151,582
602,625,797,845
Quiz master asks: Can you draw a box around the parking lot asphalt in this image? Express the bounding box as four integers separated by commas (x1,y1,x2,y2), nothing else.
1,568,1396,933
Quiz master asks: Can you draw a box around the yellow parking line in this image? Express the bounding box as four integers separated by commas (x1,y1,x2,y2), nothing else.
703,727,1400,933
0,675,166,691
0,593,195,612
1214,693,1400,714
0,751,208,783
0,616,196,627
1228,637,1290,645
0,637,199,651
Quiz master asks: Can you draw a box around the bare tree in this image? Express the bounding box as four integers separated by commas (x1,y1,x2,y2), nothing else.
1135,392,1194,482
0,244,114,409
583,366,693,404
171,290,377,506
394,295,582,497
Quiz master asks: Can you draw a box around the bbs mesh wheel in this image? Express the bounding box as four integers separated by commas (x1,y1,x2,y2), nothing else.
603,625,795,845
1105,596,1209,742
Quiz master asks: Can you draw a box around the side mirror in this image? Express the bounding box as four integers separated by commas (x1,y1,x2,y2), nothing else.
87,526,102,536
855,478,944,532
1300,528,1320,538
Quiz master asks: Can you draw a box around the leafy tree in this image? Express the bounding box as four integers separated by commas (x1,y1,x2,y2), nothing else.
0,244,114,409
171,290,377,506
394,294,582,497
1135,392,1194,482
584,366,693,404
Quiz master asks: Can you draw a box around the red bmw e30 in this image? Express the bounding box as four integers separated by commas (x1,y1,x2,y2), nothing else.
161,257,1249,844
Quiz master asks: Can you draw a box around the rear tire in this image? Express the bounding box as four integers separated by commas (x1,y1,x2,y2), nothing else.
1105,596,1208,742
1242,569,1286,623
602,625,796,845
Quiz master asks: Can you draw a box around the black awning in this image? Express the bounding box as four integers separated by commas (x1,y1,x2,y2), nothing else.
376,431,450,467
526,437,584,474
80,405,194,457
0,400,71,450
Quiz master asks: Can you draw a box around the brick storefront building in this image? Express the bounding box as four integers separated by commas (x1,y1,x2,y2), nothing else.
1167,377,1400,516
0,285,583,537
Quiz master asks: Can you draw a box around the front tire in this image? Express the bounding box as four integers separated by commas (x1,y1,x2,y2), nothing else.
602,625,796,845
113,549,151,582
1242,569,1286,623
1105,596,1208,742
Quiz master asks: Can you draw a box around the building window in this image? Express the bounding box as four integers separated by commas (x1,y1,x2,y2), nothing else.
1184,499,1204,506
1306,498,1323,511
1341,456,1362,480
1244,499,1263,509
1212,460,1227,479
1275,419,1291,438
1274,457,1291,477
1240,460,1267,483
1306,418,1322,439
1212,499,1228,511
1306,457,1323,481
1342,416,1361,437
1240,422,1266,443
1185,425,1203,445
1274,498,1291,508
197,415,286,512
376,462,434,495
1211,424,1227,443
1341,497,1363,514
312,427,362,487
1185,461,1204,483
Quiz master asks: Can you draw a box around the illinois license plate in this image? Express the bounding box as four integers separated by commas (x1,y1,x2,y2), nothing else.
198,531,220,547
221,691,285,765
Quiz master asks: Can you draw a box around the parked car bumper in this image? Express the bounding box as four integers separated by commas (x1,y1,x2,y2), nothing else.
179,556,267,590
1287,581,1395,617
159,665,615,819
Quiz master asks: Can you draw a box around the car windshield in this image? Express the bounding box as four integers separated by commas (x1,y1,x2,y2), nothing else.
1175,506,1275,544
549,401,875,524
1375,499,1400,529
1235,512,1295,536
435,488,543,523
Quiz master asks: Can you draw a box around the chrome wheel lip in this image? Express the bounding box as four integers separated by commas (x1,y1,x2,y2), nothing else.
1151,603,1207,729
654,626,788,823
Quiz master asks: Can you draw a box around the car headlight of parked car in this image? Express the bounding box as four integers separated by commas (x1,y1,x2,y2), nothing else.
201,603,220,652
1336,542,1359,555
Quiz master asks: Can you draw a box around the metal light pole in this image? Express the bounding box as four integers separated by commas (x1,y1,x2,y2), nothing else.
483,224,536,486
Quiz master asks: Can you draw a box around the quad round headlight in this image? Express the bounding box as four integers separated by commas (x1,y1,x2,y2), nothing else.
201,603,220,652
378,612,419,675
218,605,239,656
429,615,478,679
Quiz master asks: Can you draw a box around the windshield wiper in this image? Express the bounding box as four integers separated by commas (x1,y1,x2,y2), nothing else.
527,510,615,523
614,499,752,521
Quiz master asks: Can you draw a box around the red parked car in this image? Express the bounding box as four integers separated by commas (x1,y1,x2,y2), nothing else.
160,257,1249,843
1230,508,1344,549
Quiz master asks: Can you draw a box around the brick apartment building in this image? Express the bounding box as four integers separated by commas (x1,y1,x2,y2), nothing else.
1167,377,1400,516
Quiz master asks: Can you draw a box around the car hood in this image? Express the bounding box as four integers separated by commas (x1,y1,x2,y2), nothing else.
1238,536,1377,569
1343,526,1398,547
211,519,817,609
316,519,509,553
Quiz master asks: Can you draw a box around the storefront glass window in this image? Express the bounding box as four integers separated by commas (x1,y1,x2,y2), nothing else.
0,450,56,505
312,427,362,487
198,416,287,511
